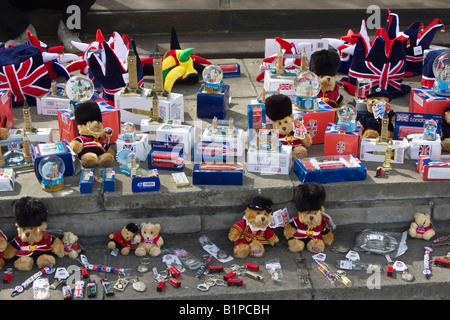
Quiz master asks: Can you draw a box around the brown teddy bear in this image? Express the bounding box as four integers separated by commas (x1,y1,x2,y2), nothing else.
284,183,334,254
228,195,279,258
62,231,82,259
3,197,64,271
441,105,450,152
358,88,395,139
408,213,435,241
0,127,9,141
108,223,139,256
0,229,7,270
69,101,115,168
309,49,346,108
134,222,164,257
265,94,312,160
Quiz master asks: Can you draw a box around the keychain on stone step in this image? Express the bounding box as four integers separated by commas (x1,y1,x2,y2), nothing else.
295,255,310,286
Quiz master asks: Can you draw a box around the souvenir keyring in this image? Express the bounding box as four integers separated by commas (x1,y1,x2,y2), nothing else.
137,258,151,273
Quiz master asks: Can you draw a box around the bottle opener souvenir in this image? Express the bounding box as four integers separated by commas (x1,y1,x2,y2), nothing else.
294,256,310,286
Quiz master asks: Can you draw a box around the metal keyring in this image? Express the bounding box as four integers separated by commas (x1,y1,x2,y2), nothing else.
140,258,151,265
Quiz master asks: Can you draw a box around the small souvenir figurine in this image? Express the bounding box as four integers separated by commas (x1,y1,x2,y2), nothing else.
423,120,438,141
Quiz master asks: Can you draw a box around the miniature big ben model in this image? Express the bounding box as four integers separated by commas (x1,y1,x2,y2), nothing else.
23,102,33,133
0,147,5,166
152,46,165,97
121,46,142,96
377,112,393,171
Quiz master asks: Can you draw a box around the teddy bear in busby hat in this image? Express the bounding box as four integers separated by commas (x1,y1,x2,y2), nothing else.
284,183,335,254
69,101,115,168
228,195,279,258
358,87,396,139
265,94,312,160
3,197,64,271
309,49,346,108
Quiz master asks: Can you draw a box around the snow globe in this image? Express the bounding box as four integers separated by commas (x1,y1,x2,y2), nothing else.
65,74,95,112
202,64,223,93
432,50,450,97
197,64,230,119
337,104,357,132
122,122,137,142
38,155,65,192
294,70,321,111
423,119,438,141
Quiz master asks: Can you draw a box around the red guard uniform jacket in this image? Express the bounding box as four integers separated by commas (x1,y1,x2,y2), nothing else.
290,215,330,241
74,134,110,158
10,231,55,257
230,218,277,246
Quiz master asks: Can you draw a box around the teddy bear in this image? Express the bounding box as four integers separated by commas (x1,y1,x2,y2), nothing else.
358,87,396,139
309,49,346,108
265,94,312,160
0,127,9,141
62,231,82,259
284,183,334,254
408,213,435,241
228,195,279,258
134,222,164,257
69,101,115,168
441,105,450,152
3,197,65,271
0,229,7,270
108,223,139,256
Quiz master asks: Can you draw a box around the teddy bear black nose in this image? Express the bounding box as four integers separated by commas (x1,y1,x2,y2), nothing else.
309,216,314,221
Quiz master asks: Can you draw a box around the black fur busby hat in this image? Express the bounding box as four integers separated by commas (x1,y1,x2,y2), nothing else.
248,195,273,213
310,49,341,76
264,94,293,121
13,196,48,228
294,183,326,212
126,223,139,234
74,101,103,126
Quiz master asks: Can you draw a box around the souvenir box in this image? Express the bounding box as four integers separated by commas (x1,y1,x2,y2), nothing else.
192,163,244,185
140,119,181,141
293,155,367,184
79,168,94,194
115,133,149,162
9,128,53,147
359,138,408,164
406,134,441,160
247,103,266,141
0,89,13,129
155,123,196,155
219,63,240,78
247,145,292,175
193,141,229,164
263,70,296,103
417,155,450,181
201,121,245,157
103,168,115,192
32,141,78,180
324,123,362,157
148,141,185,171
115,88,184,125
132,174,160,193
293,100,337,145
197,84,231,119
393,112,442,140
36,93,70,116
0,168,15,191
57,100,120,144
409,88,450,118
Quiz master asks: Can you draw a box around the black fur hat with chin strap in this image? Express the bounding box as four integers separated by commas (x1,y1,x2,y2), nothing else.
74,101,103,126
294,183,326,212
13,196,48,228
264,94,293,121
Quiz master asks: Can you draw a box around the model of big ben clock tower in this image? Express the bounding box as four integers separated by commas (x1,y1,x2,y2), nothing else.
150,45,168,99
121,45,142,96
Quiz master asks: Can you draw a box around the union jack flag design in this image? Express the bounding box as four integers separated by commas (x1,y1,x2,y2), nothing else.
419,144,430,156
167,134,181,143
0,44,51,105
278,83,293,91
396,113,410,122
336,141,346,154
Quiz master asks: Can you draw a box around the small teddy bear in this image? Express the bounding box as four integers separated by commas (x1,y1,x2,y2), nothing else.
3,197,65,271
134,222,164,257
62,231,82,259
441,105,450,152
228,195,279,258
284,183,334,254
408,213,435,241
265,94,312,160
69,101,115,168
108,223,139,256
0,229,7,270
358,88,395,139
309,49,346,108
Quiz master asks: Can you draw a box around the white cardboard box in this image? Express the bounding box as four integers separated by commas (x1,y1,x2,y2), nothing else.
202,126,245,157
247,145,292,175
115,133,149,162
359,138,408,164
155,123,196,155
140,119,182,141
115,89,184,125
7,128,53,151
0,168,15,191
36,93,71,116
263,70,297,103
407,134,441,160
